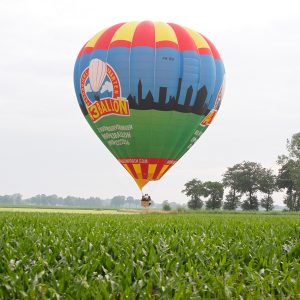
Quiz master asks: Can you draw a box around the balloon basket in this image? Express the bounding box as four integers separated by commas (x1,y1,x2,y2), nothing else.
140,200,151,208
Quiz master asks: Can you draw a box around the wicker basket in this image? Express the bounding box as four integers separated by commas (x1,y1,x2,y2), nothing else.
141,200,151,208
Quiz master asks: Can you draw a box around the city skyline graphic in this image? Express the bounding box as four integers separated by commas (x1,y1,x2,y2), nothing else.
127,79,210,116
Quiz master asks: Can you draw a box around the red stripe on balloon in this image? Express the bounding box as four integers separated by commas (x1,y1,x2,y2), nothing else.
155,40,178,49
132,21,155,47
198,48,212,55
77,43,87,58
141,163,148,179
126,164,138,179
200,34,222,60
118,158,177,165
159,165,171,178
168,23,198,52
109,40,132,48
152,163,164,180
94,23,125,50
78,47,93,57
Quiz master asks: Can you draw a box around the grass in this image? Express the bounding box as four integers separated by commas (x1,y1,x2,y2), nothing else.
0,211,299,299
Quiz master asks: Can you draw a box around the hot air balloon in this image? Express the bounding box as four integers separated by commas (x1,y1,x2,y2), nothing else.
74,21,225,191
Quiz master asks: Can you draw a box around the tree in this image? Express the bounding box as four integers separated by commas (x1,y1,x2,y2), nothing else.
277,132,300,211
202,181,224,209
259,168,276,211
187,196,203,210
29,194,51,206
223,161,263,210
162,200,171,211
260,196,274,211
241,195,259,210
223,161,275,210
287,132,300,159
182,179,204,210
86,197,103,208
110,196,125,208
0,195,10,204
133,199,140,208
64,195,85,207
238,161,263,210
223,190,240,210
10,194,22,205
125,196,135,208
222,165,242,210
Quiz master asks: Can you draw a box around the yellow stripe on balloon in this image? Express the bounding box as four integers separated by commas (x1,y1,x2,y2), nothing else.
184,27,210,49
111,21,139,42
156,164,169,179
148,164,157,179
133,164,142,179
154,22,178,44
123,164,135,178
86,29,106,47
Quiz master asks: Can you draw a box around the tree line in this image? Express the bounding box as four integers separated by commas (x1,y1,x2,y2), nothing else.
0,195,142,209
182,132,300,211
0,194,181,210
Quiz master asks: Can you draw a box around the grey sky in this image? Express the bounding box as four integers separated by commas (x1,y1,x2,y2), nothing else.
0,0,299,204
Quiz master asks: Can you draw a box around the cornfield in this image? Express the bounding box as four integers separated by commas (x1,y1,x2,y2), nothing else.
0,211,299,299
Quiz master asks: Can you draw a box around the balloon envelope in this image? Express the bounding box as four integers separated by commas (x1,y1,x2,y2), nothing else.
74,21,225,189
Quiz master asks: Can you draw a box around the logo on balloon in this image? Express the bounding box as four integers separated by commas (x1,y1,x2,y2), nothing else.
200,82,225,127
80,58,130,122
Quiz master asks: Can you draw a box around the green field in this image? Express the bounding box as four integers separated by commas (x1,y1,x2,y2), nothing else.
0,211,299,299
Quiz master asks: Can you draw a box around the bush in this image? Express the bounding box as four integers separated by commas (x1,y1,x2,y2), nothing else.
162,201,171,211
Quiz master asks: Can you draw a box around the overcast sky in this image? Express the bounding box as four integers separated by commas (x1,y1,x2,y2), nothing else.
0,0,299,204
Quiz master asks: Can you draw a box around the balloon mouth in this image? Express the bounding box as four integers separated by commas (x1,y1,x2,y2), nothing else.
118,157,177,190
134,179,150,190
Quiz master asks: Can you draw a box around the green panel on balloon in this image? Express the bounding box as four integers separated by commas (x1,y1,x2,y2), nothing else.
86,110,208,159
